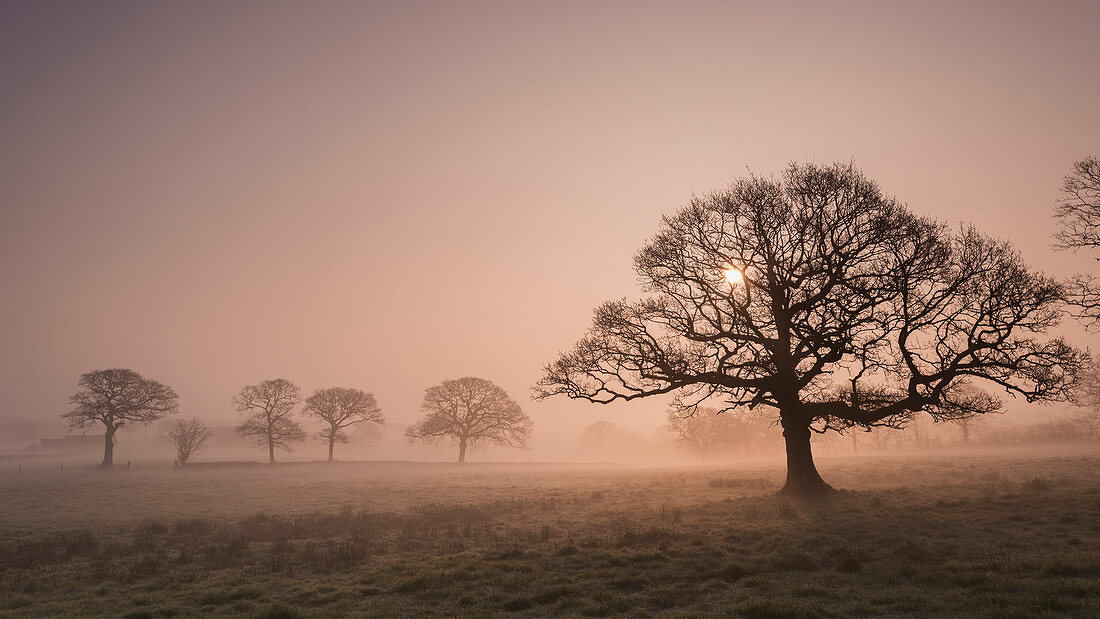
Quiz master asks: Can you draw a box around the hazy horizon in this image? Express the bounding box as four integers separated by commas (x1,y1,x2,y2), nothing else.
3,0,1099,461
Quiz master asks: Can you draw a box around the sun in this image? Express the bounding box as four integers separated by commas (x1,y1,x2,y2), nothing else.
723,266,744,286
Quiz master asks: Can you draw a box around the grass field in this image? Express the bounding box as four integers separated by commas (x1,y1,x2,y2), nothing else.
1,450,1099,617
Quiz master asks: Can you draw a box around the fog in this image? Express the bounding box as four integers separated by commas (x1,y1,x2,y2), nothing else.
2,1,1100,466
2,4,1100,613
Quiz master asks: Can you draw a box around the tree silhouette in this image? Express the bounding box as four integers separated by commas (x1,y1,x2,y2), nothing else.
64,369,179,467
579,420,621,454
302,387,384,461
167,417,213,465
405,377,532,463
1053,156,1100,327
233,379,304,463
537,162,1084,494
1070,362,1100,440
667,407,743,462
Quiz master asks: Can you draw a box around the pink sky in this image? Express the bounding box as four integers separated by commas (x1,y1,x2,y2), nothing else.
2,1,1098,457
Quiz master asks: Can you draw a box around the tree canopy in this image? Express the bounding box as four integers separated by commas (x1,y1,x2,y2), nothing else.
233,378,305,463
405,377,532,463
537,162,1084,494
64,368,179,467
1053,156,1100,327
302,387,384,461
667,406,765,462
167,417,213,465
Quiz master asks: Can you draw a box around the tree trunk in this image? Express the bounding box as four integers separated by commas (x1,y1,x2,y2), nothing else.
779,420,833,495
458,438,467,464
101,426,116,467
268,438,275,464
961,421,970,446
328,435,335,462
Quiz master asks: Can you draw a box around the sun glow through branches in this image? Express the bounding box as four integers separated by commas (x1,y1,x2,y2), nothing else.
723,266,744,287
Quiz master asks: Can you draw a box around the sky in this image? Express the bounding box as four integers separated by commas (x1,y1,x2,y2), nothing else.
1,0,1099,459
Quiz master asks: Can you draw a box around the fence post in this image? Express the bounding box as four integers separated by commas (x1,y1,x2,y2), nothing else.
127,460,131,472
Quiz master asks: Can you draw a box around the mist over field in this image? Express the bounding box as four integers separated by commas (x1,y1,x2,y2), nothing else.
2,0,1099,616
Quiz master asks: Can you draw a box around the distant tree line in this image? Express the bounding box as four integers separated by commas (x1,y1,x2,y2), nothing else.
64,371,531,467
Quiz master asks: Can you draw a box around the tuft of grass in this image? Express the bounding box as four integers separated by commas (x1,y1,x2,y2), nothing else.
501,596,534,611
736,598,823,618
172,517,214,536
532,584,580,605
776,501,798,519
616,522,672,547
762,547,818,572
489,544,528,560
709,477,771,489
198,586,264,606
834,547,864,573
252,602,302,619
392,576,431,594
715,562,748,583
659,504,684,524
139,520,169,535
126,553,164,580
556,543,579,556
1023,477,1052,492
64,528,100,557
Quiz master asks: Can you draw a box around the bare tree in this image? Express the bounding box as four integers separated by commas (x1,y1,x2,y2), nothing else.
943,382,993,446
1053,156,1100,252
537,162,1084,495
1053,156,1100,326
1072,408,1100,440
167,418,213,465
667,407,741,462
405,377,532,463
1070,363,1100,440
302,387,384,461
64,369,179,467
233,379,304,463
952,418,973,446
579,420,621,454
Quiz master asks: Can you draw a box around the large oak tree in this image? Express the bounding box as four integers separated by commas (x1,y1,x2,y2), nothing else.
537,162,1084,495
65,369,179,467
405,377,532,463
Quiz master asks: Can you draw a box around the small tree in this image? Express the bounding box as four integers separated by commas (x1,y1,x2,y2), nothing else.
1072,408,1100,440
405,377,532,463
233,378,304,463
302,387,384,461
667,407,743,462
167,418,213,465
953,418,975,446
1071,363,1100,440
579,420,621,454
64,369,179,467
1053,156,1100,326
